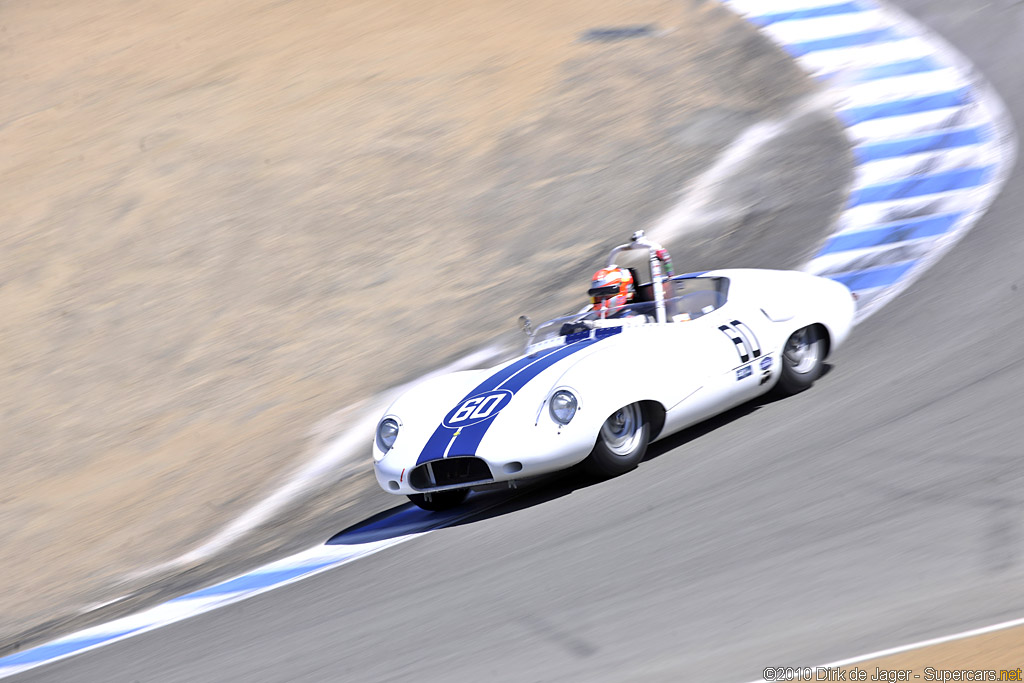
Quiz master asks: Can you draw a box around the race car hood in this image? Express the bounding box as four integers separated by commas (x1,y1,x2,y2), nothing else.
379,334,615,464
377,323,713,469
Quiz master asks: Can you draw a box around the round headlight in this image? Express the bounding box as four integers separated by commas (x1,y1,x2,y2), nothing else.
375,417,400,455
549,390,578,425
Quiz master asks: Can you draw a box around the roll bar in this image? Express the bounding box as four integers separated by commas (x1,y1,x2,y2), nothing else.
606,230,668,324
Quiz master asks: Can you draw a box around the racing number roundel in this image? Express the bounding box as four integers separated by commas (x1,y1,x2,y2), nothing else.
442,390,514,429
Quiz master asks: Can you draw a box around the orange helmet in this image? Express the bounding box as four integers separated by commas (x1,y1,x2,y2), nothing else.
589,266,634,314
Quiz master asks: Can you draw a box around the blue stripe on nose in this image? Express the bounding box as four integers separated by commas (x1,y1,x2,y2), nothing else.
416,330,619,465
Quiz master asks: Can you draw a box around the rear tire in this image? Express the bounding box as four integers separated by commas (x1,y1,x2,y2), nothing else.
407,488,469,511
774,324,826,396
585,402,650,478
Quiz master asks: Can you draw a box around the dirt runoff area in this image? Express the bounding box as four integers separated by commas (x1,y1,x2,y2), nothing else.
0,0,835,650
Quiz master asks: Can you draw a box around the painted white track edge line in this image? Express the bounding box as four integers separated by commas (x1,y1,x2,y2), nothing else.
742,615,1024,683
0,534,419,679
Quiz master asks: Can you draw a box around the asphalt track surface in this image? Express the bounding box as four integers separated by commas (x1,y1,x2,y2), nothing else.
19,1,1024,681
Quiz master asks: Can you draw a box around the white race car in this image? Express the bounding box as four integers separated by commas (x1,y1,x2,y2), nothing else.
373,232,856,510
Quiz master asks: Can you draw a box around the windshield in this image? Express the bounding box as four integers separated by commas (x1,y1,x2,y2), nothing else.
527,278,728,351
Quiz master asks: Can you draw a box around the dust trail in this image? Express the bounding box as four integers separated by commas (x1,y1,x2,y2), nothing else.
648,92,835,244
132,342,508,576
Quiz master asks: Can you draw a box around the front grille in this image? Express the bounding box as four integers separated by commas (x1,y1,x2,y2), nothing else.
409,457,493,491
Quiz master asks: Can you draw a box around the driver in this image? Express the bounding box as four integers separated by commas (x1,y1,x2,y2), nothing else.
588,266,635,318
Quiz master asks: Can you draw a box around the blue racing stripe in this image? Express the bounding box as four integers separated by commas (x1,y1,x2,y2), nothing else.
498,338,601,394
418,332,617,464
747,2,864,26
443,337,605,458
838,88,970,126
848,166,993,206
414,345,568,465
828,261,917,290
847,56,943,82
854,127,986,162
785,28,899,56
469,344,568,394
819,213,962,254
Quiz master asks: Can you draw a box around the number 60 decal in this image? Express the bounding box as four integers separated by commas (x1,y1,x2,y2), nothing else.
442,390,514,428
718,320,761,364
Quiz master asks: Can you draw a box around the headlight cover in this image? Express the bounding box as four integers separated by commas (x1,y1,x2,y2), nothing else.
375,417,400,457
549,390,578,425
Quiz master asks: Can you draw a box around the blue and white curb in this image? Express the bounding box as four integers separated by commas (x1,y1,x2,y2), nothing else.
0,543,401,678
723,0,1017,321
0,503,488,678
0,1,1017,678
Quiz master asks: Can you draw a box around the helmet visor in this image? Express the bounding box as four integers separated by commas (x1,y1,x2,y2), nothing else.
587,284,620,299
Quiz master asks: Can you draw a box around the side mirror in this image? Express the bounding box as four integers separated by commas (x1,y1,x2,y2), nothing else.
518,315,533,338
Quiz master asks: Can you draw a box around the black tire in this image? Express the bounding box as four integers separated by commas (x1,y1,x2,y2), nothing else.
774,324,826,396
584,402,650,478
407,488,469,511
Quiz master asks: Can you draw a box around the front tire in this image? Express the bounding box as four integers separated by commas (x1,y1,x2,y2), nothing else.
407,488,469,511
774,324,826,396
585,402,650,477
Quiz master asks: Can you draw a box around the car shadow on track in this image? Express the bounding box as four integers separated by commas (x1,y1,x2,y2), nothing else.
326,364,833,546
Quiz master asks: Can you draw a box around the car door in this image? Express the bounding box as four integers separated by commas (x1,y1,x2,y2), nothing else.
712,305,782,401
659,303,783,436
